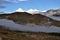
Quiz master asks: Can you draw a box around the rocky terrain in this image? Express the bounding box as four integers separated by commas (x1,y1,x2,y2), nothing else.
0,12,60,26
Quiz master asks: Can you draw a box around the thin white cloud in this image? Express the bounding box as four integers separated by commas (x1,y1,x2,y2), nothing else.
0,0,28,8
0,0,28,3
0,0,10,8
0,0,10,3
0,6,5,8
18,0,28,1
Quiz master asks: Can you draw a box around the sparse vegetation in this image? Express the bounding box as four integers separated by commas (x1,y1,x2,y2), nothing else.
0,26,60,40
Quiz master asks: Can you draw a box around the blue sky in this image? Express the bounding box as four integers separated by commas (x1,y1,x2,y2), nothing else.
0,0,60,13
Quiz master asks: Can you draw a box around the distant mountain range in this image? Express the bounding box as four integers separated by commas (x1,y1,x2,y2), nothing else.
46,9,60,16
1,8,60,16
15,8,60,15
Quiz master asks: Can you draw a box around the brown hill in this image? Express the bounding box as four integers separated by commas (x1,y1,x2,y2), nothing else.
0,12,60,26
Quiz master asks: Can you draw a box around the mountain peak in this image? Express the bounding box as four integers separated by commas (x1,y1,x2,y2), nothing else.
15,8,40,14
26,9,40,14
15,8,25,12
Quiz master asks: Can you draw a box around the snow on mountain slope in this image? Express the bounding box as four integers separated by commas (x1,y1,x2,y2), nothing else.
45,9,60,21
15,8,41,14
0,19,60,33
15,8,25,12
26,9,40,14
15,8,48,15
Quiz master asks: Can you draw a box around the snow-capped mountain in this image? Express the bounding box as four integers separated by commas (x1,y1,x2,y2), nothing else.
15,8,60,15
15,8,25,12
26,9,40,14
44,9,60,21
46,9,60,16
15,8,41,14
